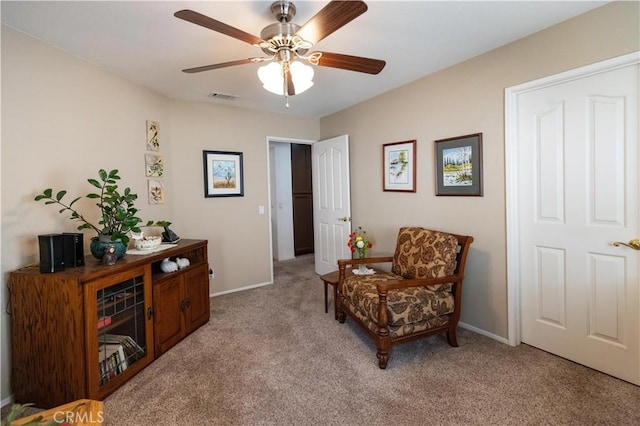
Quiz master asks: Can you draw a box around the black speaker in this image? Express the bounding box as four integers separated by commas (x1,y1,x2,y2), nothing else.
38,234,65,273
62,232,85,267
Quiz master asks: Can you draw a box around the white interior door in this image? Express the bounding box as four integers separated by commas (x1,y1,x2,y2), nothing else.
312,135,351,275
513,57,639,384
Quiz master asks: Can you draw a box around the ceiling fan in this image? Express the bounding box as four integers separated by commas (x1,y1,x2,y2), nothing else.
174,0,386,106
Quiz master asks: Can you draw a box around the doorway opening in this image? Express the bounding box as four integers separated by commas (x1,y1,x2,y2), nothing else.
267,137,315,266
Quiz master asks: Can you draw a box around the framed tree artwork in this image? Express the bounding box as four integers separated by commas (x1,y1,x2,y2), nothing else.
202,150,244,197
434,133,483,196
382,140,416,192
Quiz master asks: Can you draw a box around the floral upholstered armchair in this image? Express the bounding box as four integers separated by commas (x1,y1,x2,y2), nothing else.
337,227,473,369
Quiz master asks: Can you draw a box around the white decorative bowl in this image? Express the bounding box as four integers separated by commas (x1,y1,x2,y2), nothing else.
134,236,162,250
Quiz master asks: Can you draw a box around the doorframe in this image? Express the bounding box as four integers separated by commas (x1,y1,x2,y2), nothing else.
504,51,640,347
265,136,315,283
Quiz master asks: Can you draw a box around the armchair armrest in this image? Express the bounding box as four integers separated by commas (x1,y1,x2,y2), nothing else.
375,274,464,292
337,256,394,293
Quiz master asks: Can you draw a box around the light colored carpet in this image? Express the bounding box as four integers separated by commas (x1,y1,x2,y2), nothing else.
103,255,640,425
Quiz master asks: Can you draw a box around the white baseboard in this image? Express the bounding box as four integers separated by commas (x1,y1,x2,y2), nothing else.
1,394,14,409
459,321,509,345
209,281,273,298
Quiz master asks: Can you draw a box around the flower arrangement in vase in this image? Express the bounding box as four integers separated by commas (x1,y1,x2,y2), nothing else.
347,227,374,274
34,169,170,260
348,226,372,258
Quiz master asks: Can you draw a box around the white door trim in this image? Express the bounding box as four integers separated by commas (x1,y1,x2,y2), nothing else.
265,136,315,284
504,51,640,347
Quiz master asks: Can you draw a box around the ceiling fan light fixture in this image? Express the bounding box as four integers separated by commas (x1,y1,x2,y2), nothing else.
258,62,283,94
257,60,314,96
176,1,386,107
290,60,314,92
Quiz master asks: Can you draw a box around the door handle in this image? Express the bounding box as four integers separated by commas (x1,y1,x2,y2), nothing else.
338,216,351,222
612,239,640,250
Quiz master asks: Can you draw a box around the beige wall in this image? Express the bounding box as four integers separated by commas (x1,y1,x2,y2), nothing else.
0,26,319,401
319,1,639,339
167,99,318,294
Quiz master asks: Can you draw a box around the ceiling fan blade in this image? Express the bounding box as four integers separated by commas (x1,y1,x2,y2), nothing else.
295,1,368,45
174,9,263,46
182,58,264,74
313,52,386,75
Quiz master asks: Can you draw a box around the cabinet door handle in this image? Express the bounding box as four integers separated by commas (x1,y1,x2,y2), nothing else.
147,307,153,319
180,298,192,311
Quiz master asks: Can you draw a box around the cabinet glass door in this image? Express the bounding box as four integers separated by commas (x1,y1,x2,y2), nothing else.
96,274,147,386
85,265,153,398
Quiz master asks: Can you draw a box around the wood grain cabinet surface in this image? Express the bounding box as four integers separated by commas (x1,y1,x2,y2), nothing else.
8,239,209,409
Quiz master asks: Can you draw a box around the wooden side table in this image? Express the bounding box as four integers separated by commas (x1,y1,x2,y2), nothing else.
320,269,354,320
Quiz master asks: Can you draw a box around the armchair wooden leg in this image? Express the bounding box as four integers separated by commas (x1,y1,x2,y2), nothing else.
376,336,391,368
336,291,346,322
377,351,389,369
446,325,459,347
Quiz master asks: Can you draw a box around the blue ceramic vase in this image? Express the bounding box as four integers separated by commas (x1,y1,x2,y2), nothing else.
90,235,127,260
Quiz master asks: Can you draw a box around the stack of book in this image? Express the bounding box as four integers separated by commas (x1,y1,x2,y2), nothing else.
98,334,145,386
98,343,127,385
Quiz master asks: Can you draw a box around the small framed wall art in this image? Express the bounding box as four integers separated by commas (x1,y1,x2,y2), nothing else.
382,140,417,192
148,179,165,204
146,120,159,151
203,150,244,197
145,153,164,177
434,133,483,196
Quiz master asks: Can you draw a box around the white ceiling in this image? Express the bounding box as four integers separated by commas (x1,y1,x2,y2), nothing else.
1,1,608,118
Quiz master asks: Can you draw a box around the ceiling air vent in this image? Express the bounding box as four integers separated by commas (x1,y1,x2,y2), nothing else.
208,92,236,101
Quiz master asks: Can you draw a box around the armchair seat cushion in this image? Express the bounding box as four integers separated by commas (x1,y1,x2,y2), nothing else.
343,272,454,330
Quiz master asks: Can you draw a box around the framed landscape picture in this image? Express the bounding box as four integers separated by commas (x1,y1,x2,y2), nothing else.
434,133,483,196
203,150,244,197
382,140,416,192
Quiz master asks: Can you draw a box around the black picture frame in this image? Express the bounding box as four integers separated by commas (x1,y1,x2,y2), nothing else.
435,133,483,196
203,150,244,198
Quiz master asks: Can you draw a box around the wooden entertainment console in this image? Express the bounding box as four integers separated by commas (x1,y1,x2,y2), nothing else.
8,239,209,409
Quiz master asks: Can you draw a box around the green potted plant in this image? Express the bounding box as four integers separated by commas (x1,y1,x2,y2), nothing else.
35,168,170,259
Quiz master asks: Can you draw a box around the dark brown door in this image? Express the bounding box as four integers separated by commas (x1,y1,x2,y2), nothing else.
291,143,314,256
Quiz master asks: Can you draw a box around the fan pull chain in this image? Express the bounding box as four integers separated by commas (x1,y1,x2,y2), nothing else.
283,69,290,108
